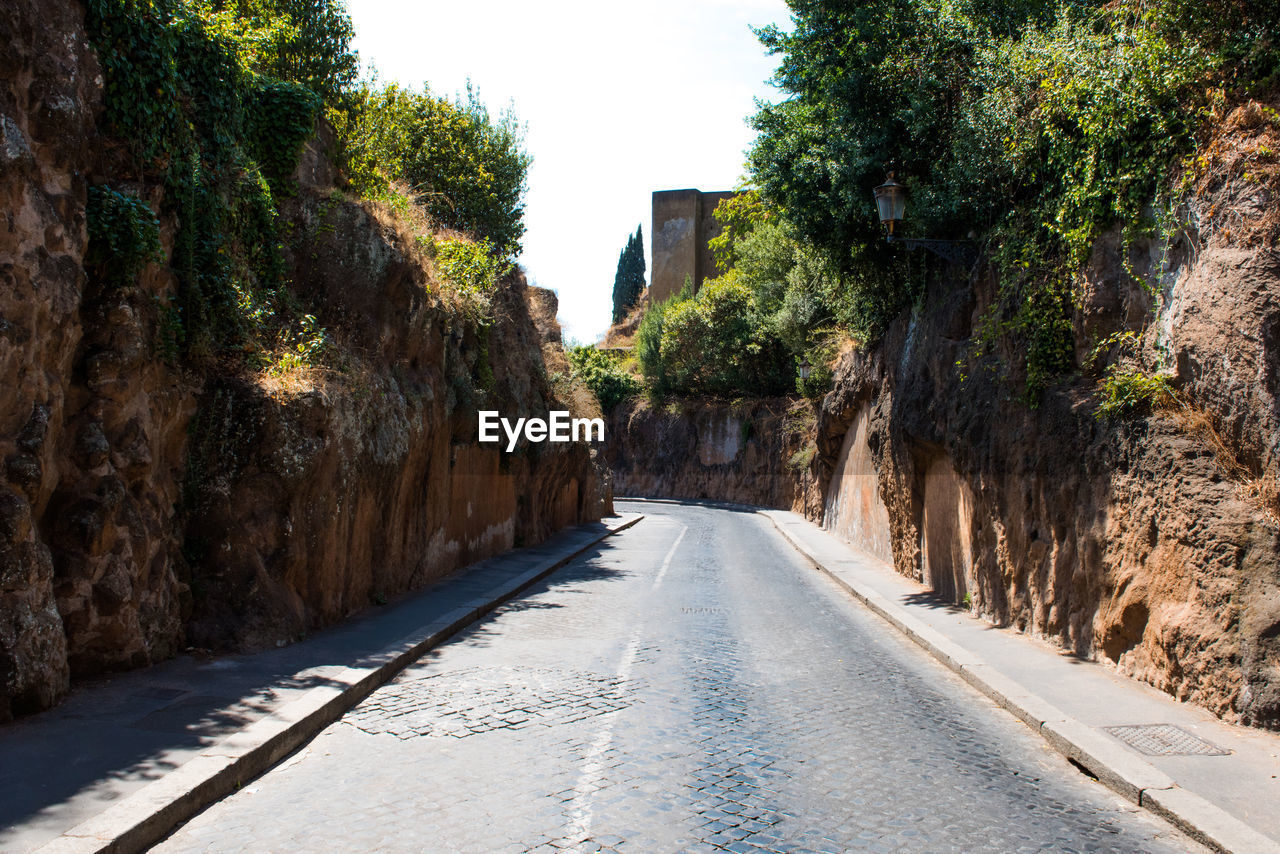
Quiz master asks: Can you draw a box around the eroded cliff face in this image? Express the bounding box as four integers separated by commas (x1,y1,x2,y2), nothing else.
0,0,607,720
179,194,609,652
604,398,821,515
3,0,103,718
811,108,1280,726
822,405,892,565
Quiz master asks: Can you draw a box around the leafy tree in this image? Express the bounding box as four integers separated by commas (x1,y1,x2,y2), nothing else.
709,192,837,352
611,225,646,322
708,190,770,271
746,0,1278,399
222,0,359,103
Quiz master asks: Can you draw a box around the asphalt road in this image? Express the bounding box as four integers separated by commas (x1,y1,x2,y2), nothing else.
153,501,1199,853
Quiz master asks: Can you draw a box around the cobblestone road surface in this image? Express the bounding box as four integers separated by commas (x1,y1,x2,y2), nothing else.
155,502,1199,853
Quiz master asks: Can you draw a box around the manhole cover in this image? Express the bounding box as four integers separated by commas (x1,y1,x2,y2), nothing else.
1104,724,1229,756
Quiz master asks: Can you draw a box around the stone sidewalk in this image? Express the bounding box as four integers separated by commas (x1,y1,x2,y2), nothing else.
762,508,1280,854
0,514,641,854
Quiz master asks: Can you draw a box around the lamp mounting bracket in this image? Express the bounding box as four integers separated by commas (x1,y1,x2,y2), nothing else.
887,233,979,266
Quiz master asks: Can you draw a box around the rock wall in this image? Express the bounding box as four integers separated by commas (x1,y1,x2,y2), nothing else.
605,398,821,515
815,209,1280,730
178,194,609,651
0,0,100,718
0,0,607,721
821,404,892,564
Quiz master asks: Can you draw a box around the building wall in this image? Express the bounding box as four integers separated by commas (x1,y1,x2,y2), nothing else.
650,189,734,303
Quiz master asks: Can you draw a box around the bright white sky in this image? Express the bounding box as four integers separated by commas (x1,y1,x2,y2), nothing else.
346,0,792,343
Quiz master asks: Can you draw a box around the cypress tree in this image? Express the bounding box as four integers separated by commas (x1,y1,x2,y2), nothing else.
611,225,647,323
630,224,645,305
611,241,629,323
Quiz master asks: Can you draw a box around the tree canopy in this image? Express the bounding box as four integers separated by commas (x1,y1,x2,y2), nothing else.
745,0,1279,397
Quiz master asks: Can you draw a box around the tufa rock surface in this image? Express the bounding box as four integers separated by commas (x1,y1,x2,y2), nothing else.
605,397,822,517
0,0,607,721
812,222,1280,729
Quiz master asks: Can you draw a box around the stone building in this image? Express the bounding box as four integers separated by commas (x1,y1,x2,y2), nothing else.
650,188,735,303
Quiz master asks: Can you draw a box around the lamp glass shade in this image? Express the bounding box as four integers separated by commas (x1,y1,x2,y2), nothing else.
799,359,812,380
873,177,906,225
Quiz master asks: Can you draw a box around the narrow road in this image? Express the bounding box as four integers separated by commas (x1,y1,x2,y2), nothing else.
155,501,1198,853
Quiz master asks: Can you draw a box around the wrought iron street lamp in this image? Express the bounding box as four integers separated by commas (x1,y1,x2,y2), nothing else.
799,357,812,382
873,175,907,236
872,174,977,265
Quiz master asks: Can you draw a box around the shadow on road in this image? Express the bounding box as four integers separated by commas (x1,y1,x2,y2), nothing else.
0,519,628,847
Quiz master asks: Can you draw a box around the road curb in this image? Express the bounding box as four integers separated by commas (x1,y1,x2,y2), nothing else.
34,515,643,854
761,510,1280,854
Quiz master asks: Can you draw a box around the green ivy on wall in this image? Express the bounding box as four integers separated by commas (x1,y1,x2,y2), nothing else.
86,0,320,360
86,185,162,290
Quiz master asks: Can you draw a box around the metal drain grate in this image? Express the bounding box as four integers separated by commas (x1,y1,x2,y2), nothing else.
1104,724,1229,756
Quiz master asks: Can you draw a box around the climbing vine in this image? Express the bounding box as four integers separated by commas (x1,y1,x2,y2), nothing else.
86,0,321,360
85,185,162,290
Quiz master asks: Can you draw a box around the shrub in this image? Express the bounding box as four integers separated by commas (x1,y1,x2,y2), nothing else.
86,185,162,289
86,0,322,359
1096,367,1175,419
788,443,817,472
796,334,838,399
245,76,326,192
567,346,642,413
268,313,330,376
653,276,792,398
431,237,512,316
340,83,530,257
636,284,680,396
